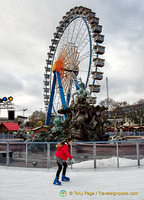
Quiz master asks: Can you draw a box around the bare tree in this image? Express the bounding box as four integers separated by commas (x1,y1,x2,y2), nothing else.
28,111,46,127
100,98,144,125
99,98,117,111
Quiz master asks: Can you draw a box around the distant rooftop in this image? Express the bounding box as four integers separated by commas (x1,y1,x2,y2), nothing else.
0,122,20,131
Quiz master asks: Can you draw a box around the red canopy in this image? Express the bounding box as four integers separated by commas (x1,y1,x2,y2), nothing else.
2,122,20,131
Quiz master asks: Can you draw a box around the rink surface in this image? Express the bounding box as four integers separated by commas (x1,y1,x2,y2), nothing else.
0,164,144,200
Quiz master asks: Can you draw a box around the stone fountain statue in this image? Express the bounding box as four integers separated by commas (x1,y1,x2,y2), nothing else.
28,79,109,143
58,80,109,141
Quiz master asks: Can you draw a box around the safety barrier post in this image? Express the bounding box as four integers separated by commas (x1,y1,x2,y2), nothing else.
25,143,28,168
6,142,9,166
136,142,140,166
93,142,96,168
116,142,119,168
47,143,50,168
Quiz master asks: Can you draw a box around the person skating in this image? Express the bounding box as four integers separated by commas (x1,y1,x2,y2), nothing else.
53,138,74,185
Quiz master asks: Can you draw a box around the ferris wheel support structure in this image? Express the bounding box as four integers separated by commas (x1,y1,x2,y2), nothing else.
46,71,68,125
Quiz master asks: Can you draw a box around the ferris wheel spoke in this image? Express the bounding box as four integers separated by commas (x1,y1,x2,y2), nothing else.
64,53,77,66
74,19,84,44
66,22,71,43
60,34,67,47
70,20,76,43
63,55,75,66
79,40,89,53
77,27,88,46
79,51,90,62
78,33,89,52
62,46,71,58
75,21,86,46
62,80,69,93
62,45,79,71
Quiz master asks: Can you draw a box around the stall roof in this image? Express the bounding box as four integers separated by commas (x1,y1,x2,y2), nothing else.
1,122,20,131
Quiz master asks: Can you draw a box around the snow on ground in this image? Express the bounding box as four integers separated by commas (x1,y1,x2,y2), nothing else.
72,157,144,168
0,158,144,200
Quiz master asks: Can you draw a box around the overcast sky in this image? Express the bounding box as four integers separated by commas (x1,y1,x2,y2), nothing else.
0,0,144,117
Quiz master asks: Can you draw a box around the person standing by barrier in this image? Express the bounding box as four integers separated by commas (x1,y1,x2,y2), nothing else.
53,138,75,185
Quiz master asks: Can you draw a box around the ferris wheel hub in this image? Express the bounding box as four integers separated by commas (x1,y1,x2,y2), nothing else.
52,59,63,73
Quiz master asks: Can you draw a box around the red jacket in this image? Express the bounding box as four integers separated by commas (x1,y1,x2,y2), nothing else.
55,143,73,161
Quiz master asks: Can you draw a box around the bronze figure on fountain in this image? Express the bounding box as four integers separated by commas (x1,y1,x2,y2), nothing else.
58,79,109,141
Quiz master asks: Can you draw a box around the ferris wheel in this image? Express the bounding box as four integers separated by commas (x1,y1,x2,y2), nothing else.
44,6,105,125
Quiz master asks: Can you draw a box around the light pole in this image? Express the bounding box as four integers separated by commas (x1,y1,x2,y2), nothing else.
106,77,109,117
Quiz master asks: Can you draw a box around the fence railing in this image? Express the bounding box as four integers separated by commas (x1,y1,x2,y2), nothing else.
1,131,144,140
106,131,144,136
0,133,14,139
0,140,144,169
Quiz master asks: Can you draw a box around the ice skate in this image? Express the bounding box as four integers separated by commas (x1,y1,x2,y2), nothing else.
53,177,61,185
61,174,70,181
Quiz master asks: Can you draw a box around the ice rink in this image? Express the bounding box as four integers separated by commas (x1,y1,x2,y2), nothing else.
0,163,144,200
